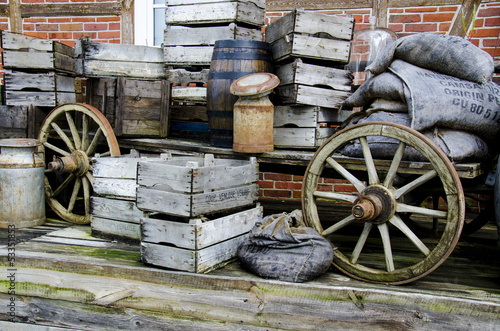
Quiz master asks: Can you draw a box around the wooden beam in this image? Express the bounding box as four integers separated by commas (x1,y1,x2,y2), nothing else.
373,0,389,28
448,0,482,37
19,3,122,18
121,0,134,44
9,0,21,33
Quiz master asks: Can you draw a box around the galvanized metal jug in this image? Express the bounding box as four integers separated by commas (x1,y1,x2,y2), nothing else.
0,139,45,228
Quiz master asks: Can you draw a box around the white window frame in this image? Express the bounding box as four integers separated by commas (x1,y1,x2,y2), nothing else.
134,0,166,47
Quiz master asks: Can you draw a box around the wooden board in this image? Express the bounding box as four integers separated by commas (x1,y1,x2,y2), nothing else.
274,126,337,148
141,204,262,250
0,105,33,139
270,33,351,64
276,84,351,108
164,23,263,46
165,1,265,27
265,9,355,44
163,45,214,66
167,0,265,9
91,196,146,222
4,71,75,92
77,39,165,79
274,105,352,127
4,91,75,107
91,216,141,241
93,178,137,200
275,60,352,91
166,68,209,85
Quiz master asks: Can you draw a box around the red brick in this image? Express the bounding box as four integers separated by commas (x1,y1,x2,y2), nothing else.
405,6,438,13
72,17,96,23
389,8,404,14
390,14,421,24
24,32,48,39
292,174,303,182
334,184,357,193
483,38,500,47
97,16,121,22
478,7,500,18
257,180,274,189
49,18,72,23
60,23,83,31
49,32,72,39
485,17,500,27
109,23,121,30
439,6,458,12
73,32,97,39
264,173,293,181
439,22,452,32
25,18,46,23
98,31,120,39
85,23,109,31
292,190,302,199
323,178,349,184
275,181,302,190
474,28,500,38
23,24,35,31
317,184,333,191
423,13,455,22
388,24,404,33
405,23,438,33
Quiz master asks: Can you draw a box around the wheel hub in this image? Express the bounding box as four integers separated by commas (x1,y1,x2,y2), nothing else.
46,150,90,177
352,185,395,224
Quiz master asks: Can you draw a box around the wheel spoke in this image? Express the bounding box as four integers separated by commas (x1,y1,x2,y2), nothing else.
100,151,111,157
82,176,91,216
351,222,372,264
50,122,75,152
396,203,447,218
394,170,437,199
383,141,406,188
359,137,379,185
86,127,103,156
67,177,82,213
50,173,75,198
81,114,90,151
85,172,94,189
378,223,395,272
65,112,82,150
43,141,70,157
322,215,356,236
313,191,358,203
389,215,431,256
326,157,366,192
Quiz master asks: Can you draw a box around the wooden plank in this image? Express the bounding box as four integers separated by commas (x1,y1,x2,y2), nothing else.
274,105,318,127
164,23,263,46
276,84,351,108
163,45,214,66
91,216,141,241
93,178,137,200
19,2,122,17
91,196,145,223
8,0,21,33
121,0,134,44
373,0,389,28
137,183,258,217
273,126,336,148
141,205,262,249
1,31,52,51
166,68,209,85
81,60,166,80
165,1,265,26
449,0,482,37
270,33,351,64
81,40,164,63
167,0,265,9
265,9,355,44
171,86,207,103
0,105,28,138
4,91,56,107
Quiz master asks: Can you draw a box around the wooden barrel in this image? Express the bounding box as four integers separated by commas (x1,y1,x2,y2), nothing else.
207,40,273,148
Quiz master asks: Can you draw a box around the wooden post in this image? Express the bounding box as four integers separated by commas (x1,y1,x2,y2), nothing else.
9,0,22,33
372,0,388,28
449,0,482,37
121,0,134,44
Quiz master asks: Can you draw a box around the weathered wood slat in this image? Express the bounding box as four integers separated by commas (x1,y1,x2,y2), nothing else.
274,105,352,127
167,0,265,9
80,60,166,79
274,126,336,148
4,71,75,92
276,84,351,108
93,177,137,200
91,196,145,222
166,68,209,85
164,23,263,46
91,216,141,241
163,45,214,66
0,105,31,139
4,91,75,107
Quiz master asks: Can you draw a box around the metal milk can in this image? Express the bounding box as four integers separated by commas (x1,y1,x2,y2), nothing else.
0,139,45,228
230,73,280,153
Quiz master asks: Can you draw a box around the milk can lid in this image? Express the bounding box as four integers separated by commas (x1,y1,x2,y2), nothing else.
230,73,280,97
0,138,40,148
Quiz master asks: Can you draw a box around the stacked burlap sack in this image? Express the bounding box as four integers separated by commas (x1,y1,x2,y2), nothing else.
341,32,498,162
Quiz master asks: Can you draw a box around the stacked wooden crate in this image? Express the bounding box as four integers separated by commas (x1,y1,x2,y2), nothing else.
265,10,355,148
138,154,262,273
163,0,266,139
79,39,170,138
2,31,76,107
90,151,155,242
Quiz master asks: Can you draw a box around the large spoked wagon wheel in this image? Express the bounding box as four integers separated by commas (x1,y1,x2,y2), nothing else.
38,103,121,224
302,122,465,285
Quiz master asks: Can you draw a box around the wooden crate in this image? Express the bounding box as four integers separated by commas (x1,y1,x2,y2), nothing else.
0,105,31,138
275,84,351,108
2,31,75,74
164,23,263,46
137,155,259,217
141,204,262,273
273,105,351,148
269,33,352,64
265,9,355,44
76,39,165,80
86,77,170,137
91,196,147,242
165,0,265,27
4,70,76,107
93,155,141,200
275,60,352,92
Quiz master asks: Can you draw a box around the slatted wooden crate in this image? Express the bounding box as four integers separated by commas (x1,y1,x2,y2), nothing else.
86,77,170,137
0,105,34,139
165,0,265,27
4,70,76,107
2,31,75,74
275,84,351,108
137,155,258,217
76,38,165,80
273,105,351,148
141,204,262,273
265,10,354,64
163,23,263,66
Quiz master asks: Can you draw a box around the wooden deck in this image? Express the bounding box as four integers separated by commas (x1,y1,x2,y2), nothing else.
1,213,499,330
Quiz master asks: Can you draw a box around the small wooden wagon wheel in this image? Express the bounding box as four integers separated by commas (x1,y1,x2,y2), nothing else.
302,122,465,284
38,103,121,224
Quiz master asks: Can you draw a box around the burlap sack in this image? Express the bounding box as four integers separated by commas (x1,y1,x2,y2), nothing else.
367,33,494,84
